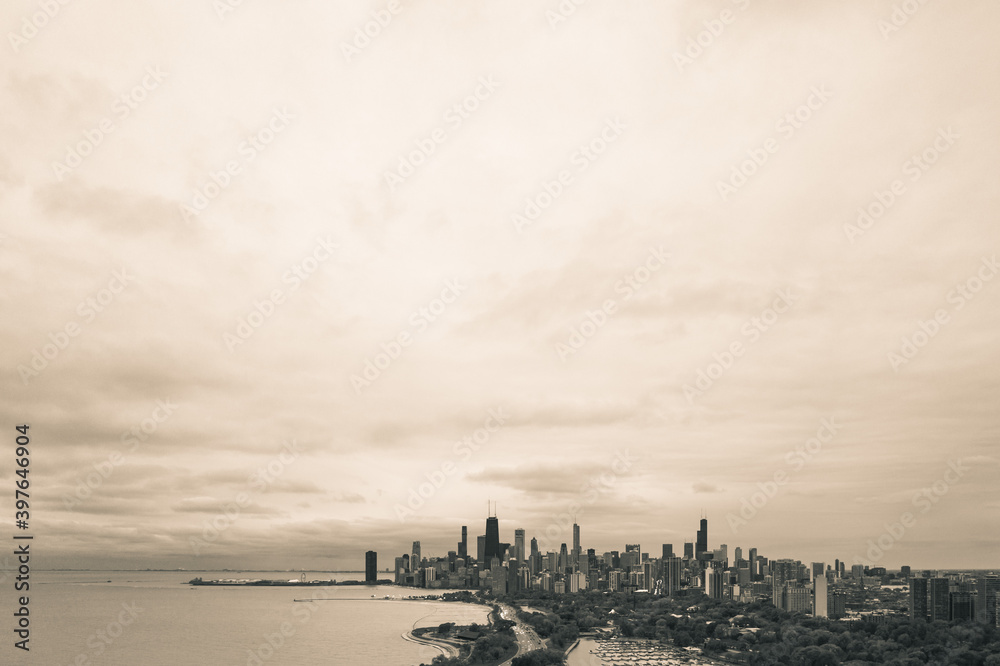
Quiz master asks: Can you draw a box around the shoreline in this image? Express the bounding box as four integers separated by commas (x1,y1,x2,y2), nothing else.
401,629,461,660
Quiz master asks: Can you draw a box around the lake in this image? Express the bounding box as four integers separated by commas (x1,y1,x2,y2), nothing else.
4,571,490,665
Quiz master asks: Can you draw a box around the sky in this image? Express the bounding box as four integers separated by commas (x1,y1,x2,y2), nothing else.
1,0,998,573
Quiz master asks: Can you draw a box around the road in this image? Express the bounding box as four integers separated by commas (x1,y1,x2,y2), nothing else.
498,603,546,666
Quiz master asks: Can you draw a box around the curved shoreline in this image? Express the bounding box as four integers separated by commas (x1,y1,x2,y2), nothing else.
401,629,461,659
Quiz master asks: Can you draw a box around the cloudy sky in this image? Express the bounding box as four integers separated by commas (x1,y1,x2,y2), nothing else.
2,0,998,572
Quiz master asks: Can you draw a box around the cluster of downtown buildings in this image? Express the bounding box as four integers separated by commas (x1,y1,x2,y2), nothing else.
364,514,999,626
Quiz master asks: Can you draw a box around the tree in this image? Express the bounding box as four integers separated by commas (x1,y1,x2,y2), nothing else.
437,622,454,634
512,649,566,665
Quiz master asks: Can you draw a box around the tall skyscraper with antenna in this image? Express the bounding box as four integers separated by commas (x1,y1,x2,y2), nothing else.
696,515,708,559
485,501,500,567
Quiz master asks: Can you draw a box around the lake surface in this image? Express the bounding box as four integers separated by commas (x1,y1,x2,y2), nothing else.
4,571,489,665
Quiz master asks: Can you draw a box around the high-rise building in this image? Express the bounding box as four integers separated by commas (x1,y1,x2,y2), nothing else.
411,541,421,572
643,561,656,592
929,578,950,622
734,547,742,562
507,558,520,593
683,542,694,560
811,562,824,581
477,535,486,566
665,557,682,595
572,523,581,569
696,518,708,558
459,526,467,559
786,586,811,613
706,568,724,599
829,592,847,619
489,564,506,595
772,559,796,608
910,576,929,621
813,565,827,618
749,548,758,578
662,544,674,559
976,576,1000,625
622,544,641,571
365,550,378,583
485,516,500,565
515,529,526,565
950,592,975,622
530,537,540,575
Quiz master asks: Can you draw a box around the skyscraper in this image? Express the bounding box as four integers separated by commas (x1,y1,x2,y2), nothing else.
683,542,694,560
929,577,950,622
910,576,929,621
485,515,500,565
365,550,377,583
696,517,708,558
515,528,526,565
705,567,724,599
772,559,796,608
813,564,827,618
951,591,975,621
572,523,581,568
662,544,674,559
477,535,486,566
458,526,467,559
411,541,421,572
976,576,1000,625
665,556,683,596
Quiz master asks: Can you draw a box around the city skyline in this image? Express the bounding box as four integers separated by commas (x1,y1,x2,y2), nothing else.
380,511,1000,627
366,511,994,575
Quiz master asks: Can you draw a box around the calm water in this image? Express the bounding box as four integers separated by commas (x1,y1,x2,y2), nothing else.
4,571,489,665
